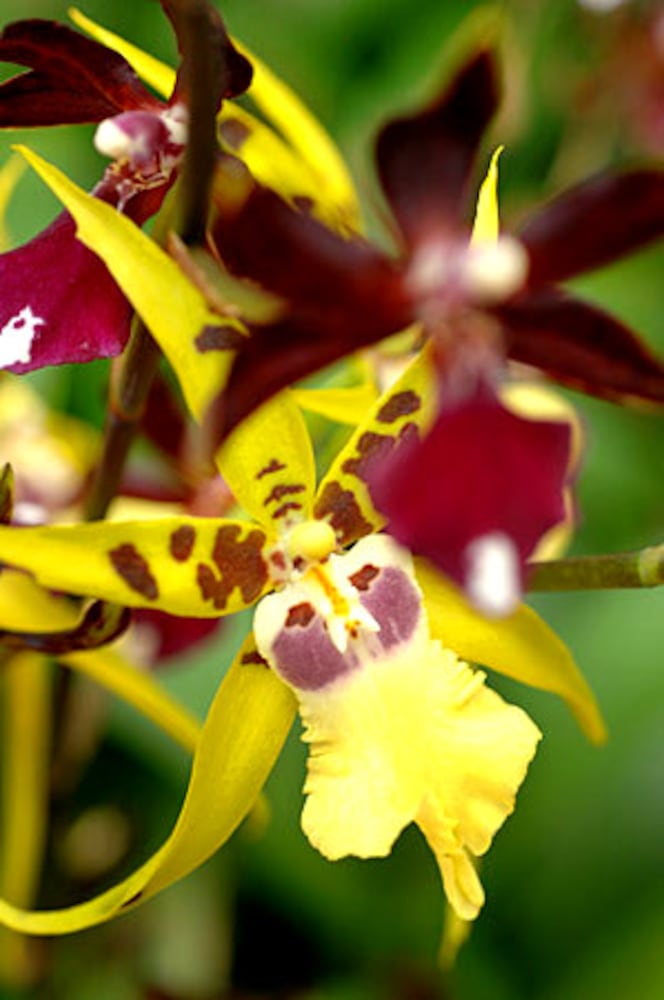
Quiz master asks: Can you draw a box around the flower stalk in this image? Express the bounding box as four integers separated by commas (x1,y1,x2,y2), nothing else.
528,544,664,592
84,0,225,520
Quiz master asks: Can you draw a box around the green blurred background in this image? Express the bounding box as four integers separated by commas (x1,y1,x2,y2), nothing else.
0,1,662,997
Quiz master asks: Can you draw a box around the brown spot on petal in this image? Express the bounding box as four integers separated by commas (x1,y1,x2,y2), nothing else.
219,117,252,150
196,525,268,610
349,564,380,592
241,649,268,666
342,424,419,482
263,483,306,507
376,390,421,424
195,324,245,353
170,525,196,562
313,482,372,546
256,458,286,480
109,544,158,601
285,602,316,628
272,500,303,520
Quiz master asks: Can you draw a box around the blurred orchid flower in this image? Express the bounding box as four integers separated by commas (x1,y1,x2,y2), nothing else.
0,2,251,373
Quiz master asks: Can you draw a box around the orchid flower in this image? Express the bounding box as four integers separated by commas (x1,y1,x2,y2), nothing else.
0,2,251,372
0,341,606,935
204,46,664,611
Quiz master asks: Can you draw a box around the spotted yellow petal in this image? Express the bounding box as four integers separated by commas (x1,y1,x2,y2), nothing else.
216,391,315,532
416,560,607,743
16,146,240,422
0,638,295,935
0,518,270,617
314,346,436,545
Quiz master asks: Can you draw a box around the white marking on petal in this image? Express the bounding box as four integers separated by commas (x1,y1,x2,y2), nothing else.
465,532,520,617
94,118,136,161
0,306,45,367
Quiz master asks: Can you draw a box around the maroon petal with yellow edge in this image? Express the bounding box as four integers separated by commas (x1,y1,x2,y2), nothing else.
496,288,664,405
0,19,160,126
519,170,664,285
366,384,572,615
375,49,499,250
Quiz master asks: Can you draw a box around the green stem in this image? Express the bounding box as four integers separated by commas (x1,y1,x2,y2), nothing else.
528,544,664,592
84,0,222,520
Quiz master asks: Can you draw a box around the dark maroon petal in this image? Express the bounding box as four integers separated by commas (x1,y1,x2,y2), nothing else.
0,209,131,373
366,384,572,611
132,608,222,663
519,170,664,285
211,173,406,314
0,20,159,126
496,288,664,405
375,48,499,250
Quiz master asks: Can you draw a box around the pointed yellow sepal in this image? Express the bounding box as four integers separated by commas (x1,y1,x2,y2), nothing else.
416,560,607,743
68,7,175,97
471,146,503,246
16,146,241,422
0,638,295,935
234,40,360,230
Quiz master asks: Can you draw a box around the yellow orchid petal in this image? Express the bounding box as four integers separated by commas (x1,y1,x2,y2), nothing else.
143,636,296,895
293,382,379,426
0,639,295,935
416,559,607,743
0,518,270,617
314,346,436,545
67,7,175,97
470,146,503,246
16,146,239,422
234,41,360,230
0,154,25,251
216,391,316,532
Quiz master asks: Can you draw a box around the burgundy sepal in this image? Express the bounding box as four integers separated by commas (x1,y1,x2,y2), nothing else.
0,19,159,126
520,170,664,285
0,209,131,374
497,288,664,406
375,49,499,250
366,383,572,614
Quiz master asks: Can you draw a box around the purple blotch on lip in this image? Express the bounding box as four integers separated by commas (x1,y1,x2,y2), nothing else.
272,612,359,690
359,566,421,652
